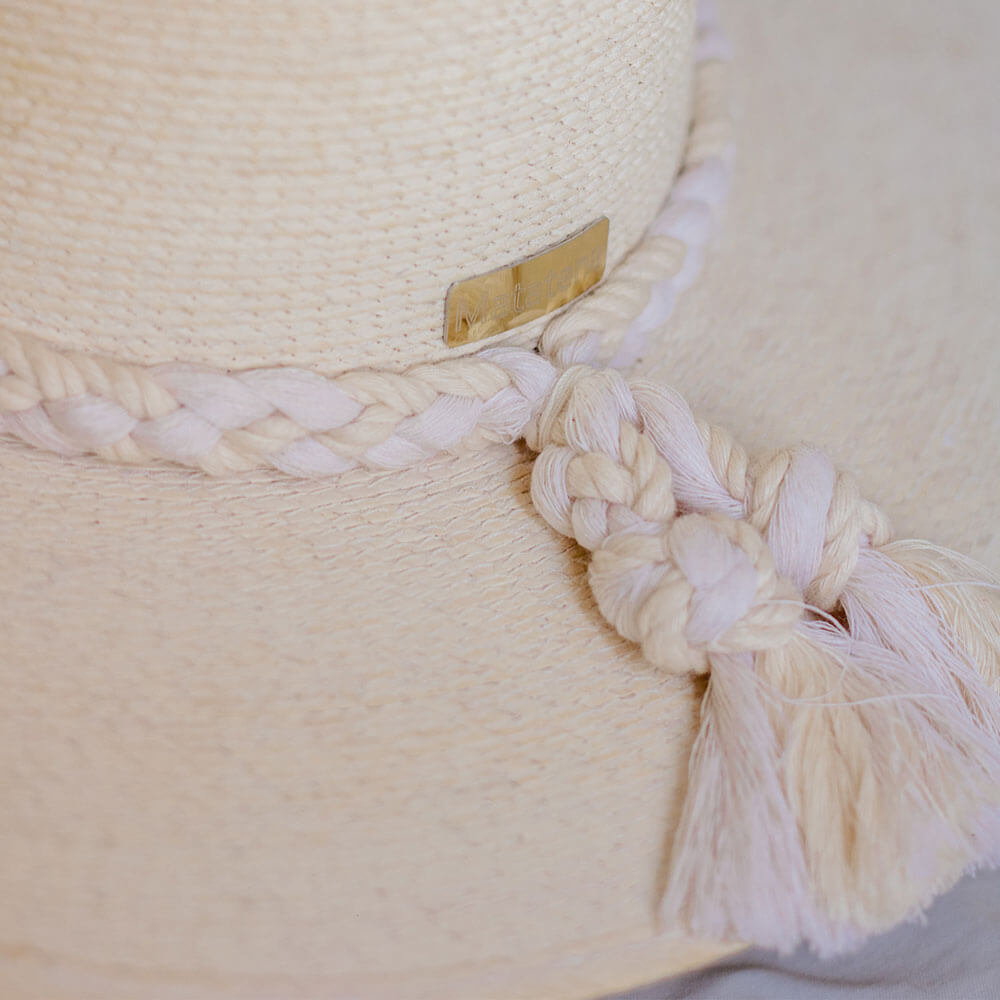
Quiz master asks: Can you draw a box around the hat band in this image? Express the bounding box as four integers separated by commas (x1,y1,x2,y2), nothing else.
0,19,731,477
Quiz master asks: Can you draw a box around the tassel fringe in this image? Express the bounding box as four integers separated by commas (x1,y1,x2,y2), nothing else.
661,651,818,953
881,540,1000,695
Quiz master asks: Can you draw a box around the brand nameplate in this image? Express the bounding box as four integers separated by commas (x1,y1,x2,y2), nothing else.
444,217,609,348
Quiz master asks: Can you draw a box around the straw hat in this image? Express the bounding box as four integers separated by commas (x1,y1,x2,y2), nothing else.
2,1,998,998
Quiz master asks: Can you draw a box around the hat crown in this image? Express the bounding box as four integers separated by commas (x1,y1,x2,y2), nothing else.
1,0,695,374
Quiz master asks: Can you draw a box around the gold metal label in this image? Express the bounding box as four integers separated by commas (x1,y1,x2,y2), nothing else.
444,217,609,348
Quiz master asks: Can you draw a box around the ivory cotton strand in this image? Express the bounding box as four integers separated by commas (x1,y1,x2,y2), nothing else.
1,0,998,959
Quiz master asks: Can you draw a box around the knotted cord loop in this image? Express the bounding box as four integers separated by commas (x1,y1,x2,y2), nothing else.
746,445,894,613
528,363,897,631
590,513,802,675
523,360,917,680
528,366,677,548
631,394,897,616
527,364,803,674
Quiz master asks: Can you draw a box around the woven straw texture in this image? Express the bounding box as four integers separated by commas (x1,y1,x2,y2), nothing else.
0,0,693,371
1,1,999,999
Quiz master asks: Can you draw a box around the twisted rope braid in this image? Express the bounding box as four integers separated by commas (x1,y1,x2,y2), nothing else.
590,514,803,675
0,327,557,476
527,365,895,630
0,6,732,477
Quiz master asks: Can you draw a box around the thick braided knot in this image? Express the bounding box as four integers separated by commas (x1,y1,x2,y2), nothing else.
590,514,802,675
527,365,894,671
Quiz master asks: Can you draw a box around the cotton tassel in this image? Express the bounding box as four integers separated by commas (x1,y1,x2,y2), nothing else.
838,546,1000,873
870,541,1000,866
868,540,1000,695
744,446,1000,935
526,365,1000,955
588,516,819,951
757,621,1000,952
842,546,1000,744
591,514,1000,954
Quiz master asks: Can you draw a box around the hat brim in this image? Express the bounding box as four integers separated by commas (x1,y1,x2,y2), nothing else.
2,2,998,998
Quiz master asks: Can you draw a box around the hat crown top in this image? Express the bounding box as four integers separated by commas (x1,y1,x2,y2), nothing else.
1,0,695,374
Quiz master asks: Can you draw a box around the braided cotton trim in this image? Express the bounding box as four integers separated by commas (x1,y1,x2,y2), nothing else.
525,364,894,616
0,3,733,478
